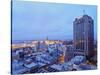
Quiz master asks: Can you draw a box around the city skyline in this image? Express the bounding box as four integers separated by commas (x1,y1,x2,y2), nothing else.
12,1,97,41
11,1,97,74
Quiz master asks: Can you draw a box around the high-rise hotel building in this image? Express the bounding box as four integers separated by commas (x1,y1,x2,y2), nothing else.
73,15,94,57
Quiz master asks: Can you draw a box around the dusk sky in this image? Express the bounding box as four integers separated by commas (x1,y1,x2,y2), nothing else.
12,1,97,41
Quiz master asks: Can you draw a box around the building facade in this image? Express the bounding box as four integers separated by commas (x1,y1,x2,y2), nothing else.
66,45,74,61
73,15,94,57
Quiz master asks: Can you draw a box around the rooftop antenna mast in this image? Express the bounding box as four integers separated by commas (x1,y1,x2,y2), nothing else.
83,9,86,15
46,36,48,40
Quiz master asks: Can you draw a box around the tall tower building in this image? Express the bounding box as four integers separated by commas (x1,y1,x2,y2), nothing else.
73,15,94,57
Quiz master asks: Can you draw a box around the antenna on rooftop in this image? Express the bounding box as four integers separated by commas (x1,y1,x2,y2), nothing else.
83,9,86,15
46,36,48,40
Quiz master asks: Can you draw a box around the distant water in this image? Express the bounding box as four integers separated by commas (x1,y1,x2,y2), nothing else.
12,40,24,44
11,40,32,44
